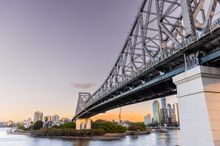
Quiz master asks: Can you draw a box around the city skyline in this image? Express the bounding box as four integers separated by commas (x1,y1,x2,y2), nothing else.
0,0,142,122
147,97,179,126
0,95,177,122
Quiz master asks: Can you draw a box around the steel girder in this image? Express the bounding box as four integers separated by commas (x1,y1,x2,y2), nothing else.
75,0,220,117
75,92,90,116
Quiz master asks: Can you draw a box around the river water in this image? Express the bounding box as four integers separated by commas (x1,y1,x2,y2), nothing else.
0,128,180,146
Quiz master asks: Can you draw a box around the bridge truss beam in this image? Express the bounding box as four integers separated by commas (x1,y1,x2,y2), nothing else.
75,0,220,118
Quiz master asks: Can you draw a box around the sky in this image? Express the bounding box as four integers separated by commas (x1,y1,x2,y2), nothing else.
0,0,178,122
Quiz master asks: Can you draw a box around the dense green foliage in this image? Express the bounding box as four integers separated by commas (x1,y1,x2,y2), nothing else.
128,122,146,131
17,125,29,131
32,128,105,137
60,122,76,129
92,120,126,133
33,121,43,130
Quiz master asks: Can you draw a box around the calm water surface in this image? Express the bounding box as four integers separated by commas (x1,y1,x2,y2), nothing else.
0,128,180,146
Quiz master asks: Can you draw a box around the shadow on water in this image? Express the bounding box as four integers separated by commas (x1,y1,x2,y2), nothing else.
73,139,90,146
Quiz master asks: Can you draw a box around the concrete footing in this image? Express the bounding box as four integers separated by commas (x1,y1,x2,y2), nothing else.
75,118,91,130
173,66,220,146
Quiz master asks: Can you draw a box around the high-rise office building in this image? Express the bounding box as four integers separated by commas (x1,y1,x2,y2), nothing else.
173,103,180,126
167,104,172,124
160,97,168,125
33,111,43,123
167,104,172,118
152,100,160,126
144,114,152,126
171,105,177,124
161,97,167,109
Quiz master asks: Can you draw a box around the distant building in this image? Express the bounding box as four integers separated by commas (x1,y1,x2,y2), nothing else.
44,116,52,122
52,115,59,123
23,118,32,128
120,120,130,128
6,120,14,127
33,111,43,123
174,103,180,126
60,117,70,124
171,105,177,124
160,97,168,125
167,104,172,118
167,104,172,124
144,114,152,126
170,103,180,126
0,122,5,127
161,97,167,109
152,100,160,126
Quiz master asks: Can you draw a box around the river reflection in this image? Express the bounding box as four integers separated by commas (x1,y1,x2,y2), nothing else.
0,128,180,146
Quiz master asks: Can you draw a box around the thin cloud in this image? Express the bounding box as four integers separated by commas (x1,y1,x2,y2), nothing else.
70,82,96,90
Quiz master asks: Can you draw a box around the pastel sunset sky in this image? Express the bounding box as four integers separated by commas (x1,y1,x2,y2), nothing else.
0,0,178,122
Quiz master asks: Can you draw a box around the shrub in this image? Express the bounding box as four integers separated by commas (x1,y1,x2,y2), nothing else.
92,120,126,133
128,122,146,131
33,121,43,130
18,125,27,131
31,128,105,137
60,122,76,129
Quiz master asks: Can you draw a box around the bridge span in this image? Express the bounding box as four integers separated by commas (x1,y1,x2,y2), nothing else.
74,0,220,146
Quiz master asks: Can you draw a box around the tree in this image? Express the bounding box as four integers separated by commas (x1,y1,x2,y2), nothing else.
92,120,126,133
60,122,76,129
128,122,146,131
33,121,43,130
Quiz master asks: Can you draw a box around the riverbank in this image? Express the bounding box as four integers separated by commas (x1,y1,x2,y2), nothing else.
13,129,151,140
32,131,151,140
1,128,181,146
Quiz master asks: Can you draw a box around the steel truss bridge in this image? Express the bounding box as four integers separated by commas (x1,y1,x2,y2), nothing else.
74,0,220,119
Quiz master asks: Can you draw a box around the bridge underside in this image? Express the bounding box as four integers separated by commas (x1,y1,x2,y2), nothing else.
74,26,220,119
84,78,176,118
77,52,220,118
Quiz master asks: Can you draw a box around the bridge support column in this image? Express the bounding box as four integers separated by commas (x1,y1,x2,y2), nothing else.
173,66,220,146
75,118,91,130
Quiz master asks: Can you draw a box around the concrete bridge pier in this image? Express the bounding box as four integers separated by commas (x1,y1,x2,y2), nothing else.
173,66,220,146
75,118,91,130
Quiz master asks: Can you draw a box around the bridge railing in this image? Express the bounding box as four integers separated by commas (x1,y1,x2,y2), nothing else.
78,18,220,117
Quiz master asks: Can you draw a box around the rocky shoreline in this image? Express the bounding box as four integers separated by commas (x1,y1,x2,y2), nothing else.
33,131,151,140
13,129,151,141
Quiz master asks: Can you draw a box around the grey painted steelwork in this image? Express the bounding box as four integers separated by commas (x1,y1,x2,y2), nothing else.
75,92,90,116
74,0,220,119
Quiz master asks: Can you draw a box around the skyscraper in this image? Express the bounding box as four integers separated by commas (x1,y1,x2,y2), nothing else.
33,111,43,123
171,104,177,124
161,97,167,109
144,114,152,126
167,104,172,124
174,103,180,126
160,97,168,125
152,100,160,126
